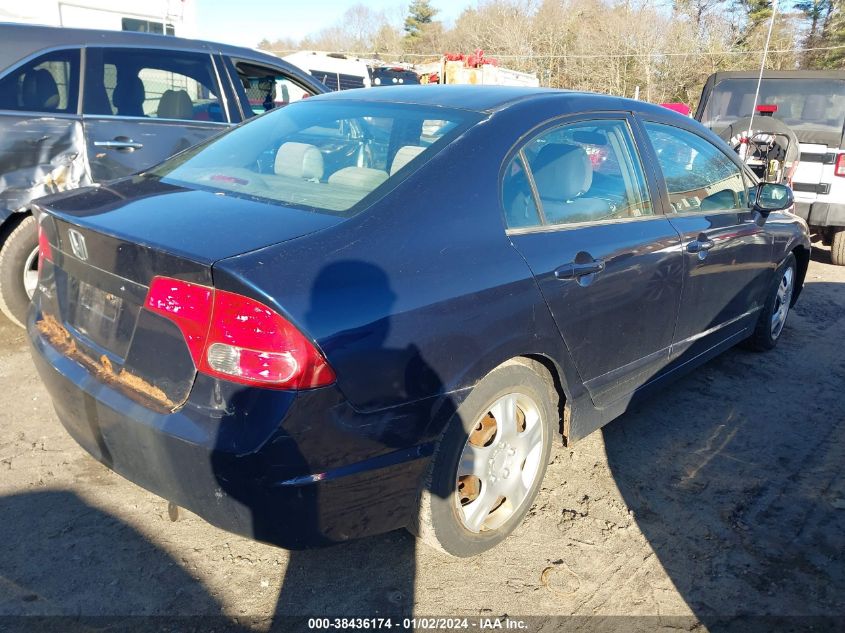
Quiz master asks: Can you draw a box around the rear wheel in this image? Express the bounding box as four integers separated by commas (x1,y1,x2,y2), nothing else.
0,215,38,328
831,229,845,266
745,252,796,351
410,359,557,557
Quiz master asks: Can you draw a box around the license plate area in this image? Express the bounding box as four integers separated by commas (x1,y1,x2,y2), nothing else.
67,278,134,359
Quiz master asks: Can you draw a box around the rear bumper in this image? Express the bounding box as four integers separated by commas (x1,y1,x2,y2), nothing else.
28,308,436,549
794,201,845,228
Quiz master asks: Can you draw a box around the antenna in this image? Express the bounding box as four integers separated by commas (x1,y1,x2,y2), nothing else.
746,0,780,144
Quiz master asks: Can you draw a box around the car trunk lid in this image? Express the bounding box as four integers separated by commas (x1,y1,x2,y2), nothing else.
33,177,342,410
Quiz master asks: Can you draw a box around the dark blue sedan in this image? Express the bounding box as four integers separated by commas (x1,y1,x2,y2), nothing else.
28,86,810,556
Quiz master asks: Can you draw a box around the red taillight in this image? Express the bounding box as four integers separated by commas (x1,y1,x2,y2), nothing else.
144,276,335,390
38,223,52,264
835,154,845,178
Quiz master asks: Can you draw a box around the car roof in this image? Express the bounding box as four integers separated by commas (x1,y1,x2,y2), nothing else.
308,85,672,115
703,70,845,82
0,22,287,72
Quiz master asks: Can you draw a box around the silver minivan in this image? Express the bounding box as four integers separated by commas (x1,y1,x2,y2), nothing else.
0,23,325,328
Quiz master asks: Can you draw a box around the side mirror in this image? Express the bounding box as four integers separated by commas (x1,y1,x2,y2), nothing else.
753,182,794,215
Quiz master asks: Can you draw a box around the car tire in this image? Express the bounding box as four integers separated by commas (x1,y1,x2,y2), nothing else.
745,252,797,352
831,229,845,266
0,215,38,329
409,358,557,557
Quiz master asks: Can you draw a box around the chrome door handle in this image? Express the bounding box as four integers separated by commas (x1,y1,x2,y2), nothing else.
94,138,143,151
555,259,606,280
687,238,715,253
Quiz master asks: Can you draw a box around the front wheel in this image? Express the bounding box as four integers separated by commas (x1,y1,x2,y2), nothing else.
745,252,797,351
410,359,557,557
0,215,38,328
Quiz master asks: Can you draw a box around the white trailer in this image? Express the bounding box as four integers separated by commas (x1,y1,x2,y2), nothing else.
0,0,196,37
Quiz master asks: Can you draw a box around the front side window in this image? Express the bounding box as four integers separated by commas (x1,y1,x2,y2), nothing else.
233,60,313,117
644,122,748,213
503,119,653,229
149,100,478,214
0,49,80,114
84,49,223,122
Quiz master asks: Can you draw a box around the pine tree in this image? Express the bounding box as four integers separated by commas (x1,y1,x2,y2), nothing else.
404,0,438,40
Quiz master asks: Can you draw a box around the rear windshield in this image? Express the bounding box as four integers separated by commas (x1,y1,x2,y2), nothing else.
700,78,845,138
150,100,477,214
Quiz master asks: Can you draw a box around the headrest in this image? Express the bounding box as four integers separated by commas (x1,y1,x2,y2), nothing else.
113,75,146,116
531,143,592,202
328,167,388,189
275,142,324,180
157,89,193,120
21,69,59,111
390,145,426,175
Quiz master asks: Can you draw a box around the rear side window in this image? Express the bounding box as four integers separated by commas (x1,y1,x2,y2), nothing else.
150,100,478,214
311,71,366,92
503,119,653,229
0,49,80,114
83,48,224,122
644,122,749,213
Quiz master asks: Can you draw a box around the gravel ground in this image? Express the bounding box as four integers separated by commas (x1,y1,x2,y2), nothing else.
0,245,843,632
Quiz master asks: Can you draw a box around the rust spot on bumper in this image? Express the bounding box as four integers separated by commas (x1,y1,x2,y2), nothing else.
36,313,175,410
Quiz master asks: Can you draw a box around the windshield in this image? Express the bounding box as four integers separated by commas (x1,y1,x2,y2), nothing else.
150,100,477,214
700,78,845,139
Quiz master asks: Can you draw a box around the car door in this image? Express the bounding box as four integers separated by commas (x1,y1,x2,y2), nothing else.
505,115,684,408
639,119,774,359
81,47,231,182
0,47,86,208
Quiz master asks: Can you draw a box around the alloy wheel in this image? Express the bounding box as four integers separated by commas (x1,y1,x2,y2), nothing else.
771,265,794,339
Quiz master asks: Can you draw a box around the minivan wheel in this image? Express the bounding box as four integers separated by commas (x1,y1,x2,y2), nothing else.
0,215,38,329
410,359,556,557
831,229,845,266
745,252,796,352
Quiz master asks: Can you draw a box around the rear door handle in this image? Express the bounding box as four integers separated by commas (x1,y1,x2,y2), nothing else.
554,259,606,280
93,137,143,152
687,238,715,253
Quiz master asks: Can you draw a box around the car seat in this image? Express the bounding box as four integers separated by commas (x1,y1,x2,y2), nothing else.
328,167,388,189
389,146,425,175
21,68,60,111
274,142,324,181
531,143,610,224
157,89,193,120
113,75,146,117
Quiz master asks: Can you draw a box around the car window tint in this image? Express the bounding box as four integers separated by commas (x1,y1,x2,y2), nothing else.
644,122,749,213
233,60,313,117
84,49,223,122
150,101,478,214
503,153,541,228
522,120,653,227
0,49,80,114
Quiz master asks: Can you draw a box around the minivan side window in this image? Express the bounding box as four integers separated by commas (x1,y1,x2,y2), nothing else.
503,119,653,229
84,48,224,122
644,122,749,213
0,49,80,114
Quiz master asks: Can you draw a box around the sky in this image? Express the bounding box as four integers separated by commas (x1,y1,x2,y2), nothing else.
195,0,470,49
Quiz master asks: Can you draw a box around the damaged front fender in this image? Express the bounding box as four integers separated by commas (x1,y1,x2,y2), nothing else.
0,114,90,223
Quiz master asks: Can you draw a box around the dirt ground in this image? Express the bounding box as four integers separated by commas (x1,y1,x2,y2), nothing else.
0,245,843,632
